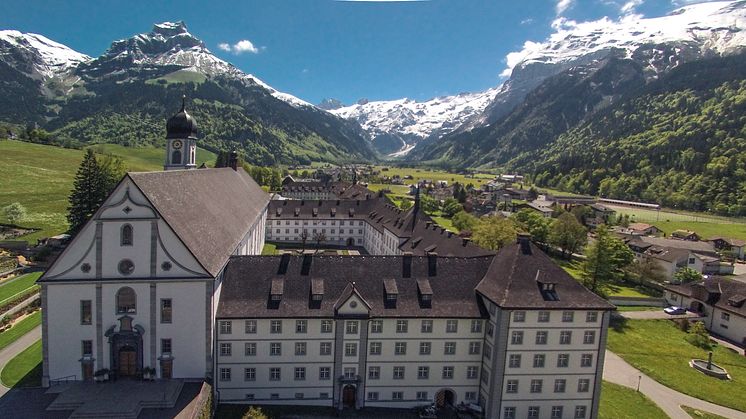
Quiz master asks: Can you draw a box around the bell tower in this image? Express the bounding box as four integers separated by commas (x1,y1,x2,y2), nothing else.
164,96,198,171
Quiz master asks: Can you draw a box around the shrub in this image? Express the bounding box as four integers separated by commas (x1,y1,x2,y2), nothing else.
685,321,712,350
674,318,690,332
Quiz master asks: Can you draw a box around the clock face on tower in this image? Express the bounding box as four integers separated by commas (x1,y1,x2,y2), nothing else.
172,140,183,150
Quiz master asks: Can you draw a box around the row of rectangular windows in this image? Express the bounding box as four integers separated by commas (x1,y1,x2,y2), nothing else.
219,340,485,357
218,364,480,382
79,298,172,323
219,319,483,335
504,405,588,419
507,353,594,368
505,377,592,394
240,391,479,402
274,220,365,226
510,330,596,345
513,311,598,323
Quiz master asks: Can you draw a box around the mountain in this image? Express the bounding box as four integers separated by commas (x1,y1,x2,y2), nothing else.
317,98,345,111
528,53,746,215
410,0,746,167
0,22,374,165
330,88,498,155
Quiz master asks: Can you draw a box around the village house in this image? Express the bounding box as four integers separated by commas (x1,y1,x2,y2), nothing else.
664,278,746,347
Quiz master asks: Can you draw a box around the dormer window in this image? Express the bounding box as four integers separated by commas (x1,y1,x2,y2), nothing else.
121,224,133,246
417,278,433,307
384,278,398,305
311,278,324,302
270,278,284,303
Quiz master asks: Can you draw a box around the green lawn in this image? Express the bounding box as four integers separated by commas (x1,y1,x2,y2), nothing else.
682,406,728,419
372,165,494,188
656,221,746,242
552,257,584,280
430,215,458,233
608,319,746,412
607,283,659,298
615,306,662,312
0,339,41,388
0,272,42,304
0,140,215,242
0,310,41,351
261,243,277,255
599,381,667,419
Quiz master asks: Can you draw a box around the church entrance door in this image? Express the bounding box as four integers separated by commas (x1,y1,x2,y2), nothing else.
118,346,137,377
342,385,356,408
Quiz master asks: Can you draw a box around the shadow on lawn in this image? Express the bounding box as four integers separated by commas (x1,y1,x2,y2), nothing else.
13,361,41,388
610,316,630,333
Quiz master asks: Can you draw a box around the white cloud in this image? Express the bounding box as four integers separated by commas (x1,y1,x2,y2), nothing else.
620,0,644,15
555,0,574,15
520,18,534,25
217,39,261,55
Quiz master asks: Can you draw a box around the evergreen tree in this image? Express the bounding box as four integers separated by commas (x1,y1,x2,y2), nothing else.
67,149,109,235
581,225,634,295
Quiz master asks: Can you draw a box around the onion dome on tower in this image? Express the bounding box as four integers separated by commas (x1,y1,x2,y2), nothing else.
164,96,198,170
166,95,198,139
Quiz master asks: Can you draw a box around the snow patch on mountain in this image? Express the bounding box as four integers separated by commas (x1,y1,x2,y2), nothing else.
501,1,746,78
0,30,90,78
331,87,499,142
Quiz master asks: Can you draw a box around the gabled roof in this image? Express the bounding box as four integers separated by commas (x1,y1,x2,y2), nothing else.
475,242,614,310
129,167,269,276
333,282,372,311
665,277,746,317
217,255,493,318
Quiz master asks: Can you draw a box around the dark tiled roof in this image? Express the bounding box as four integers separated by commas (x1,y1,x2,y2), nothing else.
217,255,493,319
665,277,746,317
475,242,614,310
638,237,717,256
129,168,269,276
268,198,493,257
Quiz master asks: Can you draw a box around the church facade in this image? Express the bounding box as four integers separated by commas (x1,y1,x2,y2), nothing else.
40,104,613,419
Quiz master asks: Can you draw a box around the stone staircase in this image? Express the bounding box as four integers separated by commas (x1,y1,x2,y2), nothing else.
46,379,184,419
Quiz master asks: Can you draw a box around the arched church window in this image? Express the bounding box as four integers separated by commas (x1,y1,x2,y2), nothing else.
172,150,182,165
116,287,137,314
121,224,133,246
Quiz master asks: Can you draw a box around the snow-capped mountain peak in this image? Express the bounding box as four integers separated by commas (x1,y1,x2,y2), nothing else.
503,1,746,78
81,21,311,108
330,87,499,154
0,30,90,79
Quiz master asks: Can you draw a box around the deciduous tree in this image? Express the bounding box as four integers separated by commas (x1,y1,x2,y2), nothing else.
471,216,517,251
549,212,587,258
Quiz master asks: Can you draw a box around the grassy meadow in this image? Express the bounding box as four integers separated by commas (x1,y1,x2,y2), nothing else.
598,381,667,419
608,319,746,412
0,140,215,242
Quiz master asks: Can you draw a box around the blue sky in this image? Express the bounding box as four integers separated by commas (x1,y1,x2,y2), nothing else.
1,0,701,104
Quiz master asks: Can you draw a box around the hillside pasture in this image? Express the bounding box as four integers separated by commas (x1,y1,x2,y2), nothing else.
0,140,215,242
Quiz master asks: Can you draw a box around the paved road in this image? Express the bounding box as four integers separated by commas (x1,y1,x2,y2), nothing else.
0,325,41,397
603,350,746,419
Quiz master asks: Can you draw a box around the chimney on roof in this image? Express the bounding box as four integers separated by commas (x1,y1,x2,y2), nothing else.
278,253,290,275
366,194,370,200
402,252,412,278
427,253,437,277
447,231,453,238
229,150,238,171
426,221,432,228
319,200,322,206
336,200,340,206
517,233,532,255
378,190,384,198
462,238,470,247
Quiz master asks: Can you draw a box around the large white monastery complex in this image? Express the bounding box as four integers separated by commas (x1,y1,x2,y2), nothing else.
39,103,614,419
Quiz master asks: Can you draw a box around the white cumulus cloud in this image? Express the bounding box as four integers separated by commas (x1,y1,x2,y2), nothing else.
555,0,574,15
217,39,261,55
620,0,645,15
